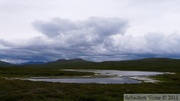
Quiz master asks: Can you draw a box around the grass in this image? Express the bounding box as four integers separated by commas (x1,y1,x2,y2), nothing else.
0,77,179,101
0,58,180,101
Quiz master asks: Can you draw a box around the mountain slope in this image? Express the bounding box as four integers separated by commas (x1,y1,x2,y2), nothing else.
43,58,94,68
0,60,11,66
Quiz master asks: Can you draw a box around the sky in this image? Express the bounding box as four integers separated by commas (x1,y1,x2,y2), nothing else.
0,0,180,63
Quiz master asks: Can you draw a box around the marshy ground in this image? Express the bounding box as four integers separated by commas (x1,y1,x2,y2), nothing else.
0,58,180,101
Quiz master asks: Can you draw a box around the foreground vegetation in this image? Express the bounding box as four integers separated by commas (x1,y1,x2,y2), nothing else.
0,58,180,101
0,77,179,101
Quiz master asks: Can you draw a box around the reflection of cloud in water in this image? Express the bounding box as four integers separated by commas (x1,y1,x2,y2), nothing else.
18,69,170,84
26,77,140,84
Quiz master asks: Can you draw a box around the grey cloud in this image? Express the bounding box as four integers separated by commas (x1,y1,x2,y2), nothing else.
83,17,127,35
1,17,180,63
33,18,77,37
143,32,180,54
32,17,127,38
0,16,129,63
0,39,12,47
32,17,128,51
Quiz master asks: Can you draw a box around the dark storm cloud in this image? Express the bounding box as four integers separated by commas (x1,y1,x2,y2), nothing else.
32,17,128,51
0,17,129,62
1,17,180,63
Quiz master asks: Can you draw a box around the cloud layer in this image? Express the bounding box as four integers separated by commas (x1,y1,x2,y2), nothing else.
1,17,180,63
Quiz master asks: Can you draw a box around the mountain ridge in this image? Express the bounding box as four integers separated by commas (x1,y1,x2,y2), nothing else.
0,60,12,66
56,58,87,62
1,57,180,67
20,61,45,65
44,57,180,72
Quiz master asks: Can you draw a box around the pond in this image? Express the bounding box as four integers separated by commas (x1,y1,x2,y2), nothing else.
23,69,170,84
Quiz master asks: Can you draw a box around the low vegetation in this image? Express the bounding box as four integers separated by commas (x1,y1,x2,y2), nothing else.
0,67,94,78
0,58,179,101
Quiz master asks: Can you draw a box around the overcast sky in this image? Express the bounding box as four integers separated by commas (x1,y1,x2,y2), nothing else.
0,0,180,63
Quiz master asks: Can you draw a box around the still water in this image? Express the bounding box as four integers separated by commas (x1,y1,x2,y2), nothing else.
25,69,166,84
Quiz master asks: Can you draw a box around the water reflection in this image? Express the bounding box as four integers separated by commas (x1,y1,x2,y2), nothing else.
24,69,166,84
27,77,140,84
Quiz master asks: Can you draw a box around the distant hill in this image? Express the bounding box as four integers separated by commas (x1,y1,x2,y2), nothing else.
98,58,180,72
20,61,45,65
0,60,12,66
45,58,92,66
13,58,180,72
38,58,180,72
56,58,88,63
27,58,94,69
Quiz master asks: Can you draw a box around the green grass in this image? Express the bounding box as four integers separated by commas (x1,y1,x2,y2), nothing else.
0,58,180,101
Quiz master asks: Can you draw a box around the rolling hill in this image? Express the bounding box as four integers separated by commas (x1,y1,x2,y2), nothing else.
2,58,180,72
30,58,180,72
